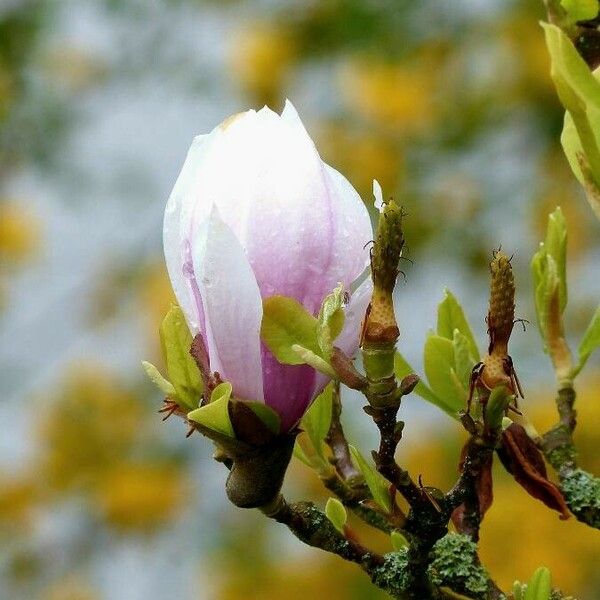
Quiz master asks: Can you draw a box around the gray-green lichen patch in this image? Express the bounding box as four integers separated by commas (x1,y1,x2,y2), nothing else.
560,468,600,529
370,549,411,598
426,534,491,599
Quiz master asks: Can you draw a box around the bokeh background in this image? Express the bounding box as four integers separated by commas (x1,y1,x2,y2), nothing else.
1,0,600,598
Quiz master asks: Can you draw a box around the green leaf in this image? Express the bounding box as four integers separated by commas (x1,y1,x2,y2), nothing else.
141,361,176,397
544,208,568,313
293,438,314,468
437,289,480,360
543,23,600,185
484,385,512,431
512,581,526,600
390,530,408,551
187,382,234,438
531,248,560,345
394,352,458,419
160,305,202,409
424,333,464,414
291,345,336,378
452,329,474,391
578,304,600,369
561,0,598,23
524,567,552,600
317,283,346,357
261,296,321,365
349,445,392,513
301,384,333,458
325,497,347,533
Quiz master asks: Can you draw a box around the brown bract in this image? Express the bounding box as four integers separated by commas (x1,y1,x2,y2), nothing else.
498,423,570,520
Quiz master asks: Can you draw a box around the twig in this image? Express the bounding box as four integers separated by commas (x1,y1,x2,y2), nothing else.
261,495,385,572
369,405,424,507
541,386,600,529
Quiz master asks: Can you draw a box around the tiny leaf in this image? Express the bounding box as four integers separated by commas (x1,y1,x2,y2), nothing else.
291,345,336,378
452,329,474,390
424,333,464,414
437,289,480,360
141,361,176,397
394,352,457,418
545,208,568,313
524,567,552,600
577,304,600,370
160,305,202,409
187,382,234,438
390,530,408,551
261,296,321,365
561,0,598,23
317,283,346,357
301,384,333,458
349,445,392,513
325,497,347,533
293,438,314,468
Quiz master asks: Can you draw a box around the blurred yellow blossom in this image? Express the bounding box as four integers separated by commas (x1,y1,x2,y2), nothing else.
0,473,37,533
43,577,99,600
339,57,438,135
0,201,40,262
316,122,402,200
37,365,144,492
95,461,189,532
137,262,175,358
229,22,296,106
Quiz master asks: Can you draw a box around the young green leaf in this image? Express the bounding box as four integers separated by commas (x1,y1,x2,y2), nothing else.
390,530,408,551
141,361,176,397
577,304,600,370
325,497,347,533
437,289,480,360
261,296,321,365
484,385,512,431
512,581,526,600
160,305,202,409
543,23,600,185
293,438,314,468
452,329,474,390
544,207,568,312
301,384,333,458
524,567,552,600
317,283,346,356
394,352,458,418
187,382,234,438
424,333,464,414
531,248,561,345
561,0,598,24
349,445,392,513
291,345,337,378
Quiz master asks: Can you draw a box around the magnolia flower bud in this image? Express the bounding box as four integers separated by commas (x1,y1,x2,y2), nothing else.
164,101,372,432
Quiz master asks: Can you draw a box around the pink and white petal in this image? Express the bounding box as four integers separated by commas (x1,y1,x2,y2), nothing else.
261,350,316,432
320,164,373,296
191,106,336,313
280,99,313,141
336,278,373,358
192,207,264,401
164,133,215,333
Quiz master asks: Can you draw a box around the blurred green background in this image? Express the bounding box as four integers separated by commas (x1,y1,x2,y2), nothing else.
1,1,600,598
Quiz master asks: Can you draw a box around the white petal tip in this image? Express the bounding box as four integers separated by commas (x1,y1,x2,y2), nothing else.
373,179,384,212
